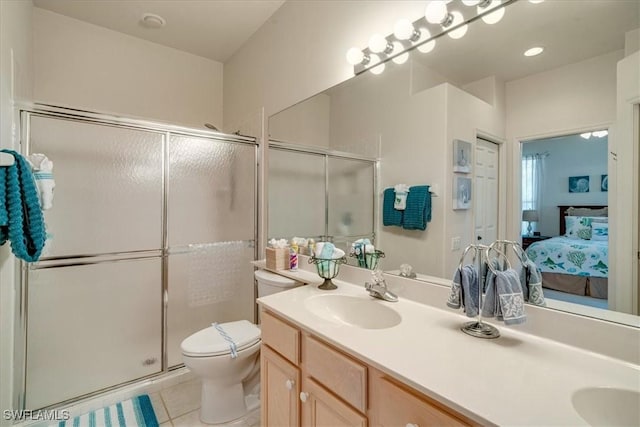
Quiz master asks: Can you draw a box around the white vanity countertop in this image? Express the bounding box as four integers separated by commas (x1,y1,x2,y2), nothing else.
257,280,640,426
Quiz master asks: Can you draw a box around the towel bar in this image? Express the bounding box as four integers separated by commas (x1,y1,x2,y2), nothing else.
380,184,439,197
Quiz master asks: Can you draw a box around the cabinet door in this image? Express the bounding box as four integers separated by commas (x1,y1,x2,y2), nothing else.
300,377,367,427
262,345,300,427
372,374,470,427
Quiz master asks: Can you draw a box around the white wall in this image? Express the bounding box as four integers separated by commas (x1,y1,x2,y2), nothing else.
33,8,223,129
613,50,640,314
223,1,427,126
0,1,33,422
522,135,608,237
268,93,330,147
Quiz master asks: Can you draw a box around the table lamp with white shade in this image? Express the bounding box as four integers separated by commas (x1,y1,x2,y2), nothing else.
522,209,539,236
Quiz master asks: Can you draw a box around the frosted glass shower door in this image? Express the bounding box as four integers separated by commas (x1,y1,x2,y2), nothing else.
25,115,164,409
327,157,375,242
268,148,326,239
167,135,256,367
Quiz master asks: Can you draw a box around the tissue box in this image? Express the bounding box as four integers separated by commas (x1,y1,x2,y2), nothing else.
266,247,289,270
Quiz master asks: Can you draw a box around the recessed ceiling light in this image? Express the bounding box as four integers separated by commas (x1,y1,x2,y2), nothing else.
524,46,544,57
529,0,545,4
140,13,166,29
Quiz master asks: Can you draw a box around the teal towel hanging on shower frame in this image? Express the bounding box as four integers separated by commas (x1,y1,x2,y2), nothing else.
0,149,47,262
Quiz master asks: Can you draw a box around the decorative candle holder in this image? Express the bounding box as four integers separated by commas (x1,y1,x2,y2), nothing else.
309,256,347,290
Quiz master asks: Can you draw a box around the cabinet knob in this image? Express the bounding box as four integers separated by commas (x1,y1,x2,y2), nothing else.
406,424,419,427
285,379,295,390
299,392,309,403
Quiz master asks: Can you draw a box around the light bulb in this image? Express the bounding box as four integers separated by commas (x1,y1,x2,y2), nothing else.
462,0,481,5
425,1,448,24
446,11,467,39
391,42,409,64
416,28,436,53
394,19,415,40
580,133,592,139
368,54,385,75
524,46,544,57
368,33,389,53
346,47,365,65
479,0,505,25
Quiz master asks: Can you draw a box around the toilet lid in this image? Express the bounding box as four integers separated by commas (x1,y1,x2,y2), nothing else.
181,320,261,357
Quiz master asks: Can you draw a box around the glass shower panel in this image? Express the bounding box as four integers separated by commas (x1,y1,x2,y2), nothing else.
167,135,257,367
327,157,375,239
29,116,163,257
26,258,162,409
166,244,256,367
268,148,326,239
168,135,256,245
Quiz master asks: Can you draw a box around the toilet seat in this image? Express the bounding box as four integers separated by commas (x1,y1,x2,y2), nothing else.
181,320,261,358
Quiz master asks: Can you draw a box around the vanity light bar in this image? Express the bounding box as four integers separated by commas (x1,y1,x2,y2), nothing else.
349,0,520,75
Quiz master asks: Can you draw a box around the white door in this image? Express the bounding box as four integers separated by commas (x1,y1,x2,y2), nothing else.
474,138,499,244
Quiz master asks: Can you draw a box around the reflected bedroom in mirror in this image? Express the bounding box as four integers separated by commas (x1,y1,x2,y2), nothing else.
268,0,639,326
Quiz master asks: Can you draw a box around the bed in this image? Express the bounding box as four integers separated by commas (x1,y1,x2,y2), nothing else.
524,205,608,299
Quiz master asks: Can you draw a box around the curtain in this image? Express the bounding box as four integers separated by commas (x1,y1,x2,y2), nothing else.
521,154,545,234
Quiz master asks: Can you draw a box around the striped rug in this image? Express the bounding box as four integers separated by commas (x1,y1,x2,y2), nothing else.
54,395,158,427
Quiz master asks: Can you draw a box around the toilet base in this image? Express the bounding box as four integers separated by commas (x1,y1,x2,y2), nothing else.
200,380,248,424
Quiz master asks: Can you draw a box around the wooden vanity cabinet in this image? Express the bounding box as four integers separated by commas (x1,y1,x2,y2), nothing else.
260,309,474,427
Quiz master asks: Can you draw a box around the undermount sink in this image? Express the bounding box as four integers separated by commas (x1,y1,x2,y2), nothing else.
572,387,640,426
304,294,401,329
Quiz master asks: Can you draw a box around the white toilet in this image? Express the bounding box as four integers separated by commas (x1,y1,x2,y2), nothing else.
181,270,302,424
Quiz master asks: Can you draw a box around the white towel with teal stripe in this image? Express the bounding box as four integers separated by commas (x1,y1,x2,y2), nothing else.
52,394,158,427
28,153,55,210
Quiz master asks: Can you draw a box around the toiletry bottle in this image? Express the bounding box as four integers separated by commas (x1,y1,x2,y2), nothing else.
289,246,298,271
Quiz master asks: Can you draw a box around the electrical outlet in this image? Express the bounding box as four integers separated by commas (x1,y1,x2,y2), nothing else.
452,236,461,251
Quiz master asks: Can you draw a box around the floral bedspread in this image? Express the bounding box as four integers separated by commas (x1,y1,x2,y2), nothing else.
525,236,608,278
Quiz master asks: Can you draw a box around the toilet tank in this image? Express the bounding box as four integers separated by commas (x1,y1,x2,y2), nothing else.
255,269,303,297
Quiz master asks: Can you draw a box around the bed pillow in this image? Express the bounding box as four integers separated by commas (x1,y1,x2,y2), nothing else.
565,216,592,240
592,222,609,241
566,206,608,217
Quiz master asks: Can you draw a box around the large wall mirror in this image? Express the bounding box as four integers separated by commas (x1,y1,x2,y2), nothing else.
268,0,639,326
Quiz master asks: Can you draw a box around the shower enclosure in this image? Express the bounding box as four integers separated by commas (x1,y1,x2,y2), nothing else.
15,105,257,410
268,141,377,257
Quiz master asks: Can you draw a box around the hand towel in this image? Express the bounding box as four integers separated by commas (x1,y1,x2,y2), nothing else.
28,153,55,210
393,184,410,210
383,188,403,226
402,185,431,230
447,265,479,317
519,259,546,306
484,269,527,325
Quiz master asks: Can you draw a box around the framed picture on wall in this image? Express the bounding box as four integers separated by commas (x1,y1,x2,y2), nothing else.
568,176,590,193
601,174,608,192
452,139,472,173
453,176,472,210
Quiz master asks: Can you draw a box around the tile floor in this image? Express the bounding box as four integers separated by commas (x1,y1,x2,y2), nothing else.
150,378,260,427
22,369,259,427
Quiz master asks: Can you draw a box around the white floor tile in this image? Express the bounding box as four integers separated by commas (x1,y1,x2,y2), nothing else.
160,379,201,419
171,410,207,427
149,392,170,424
159,422,174,427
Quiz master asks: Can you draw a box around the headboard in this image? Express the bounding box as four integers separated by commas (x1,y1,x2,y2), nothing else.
558,205,608,236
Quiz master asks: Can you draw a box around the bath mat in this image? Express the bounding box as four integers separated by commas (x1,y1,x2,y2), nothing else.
54,394,158,427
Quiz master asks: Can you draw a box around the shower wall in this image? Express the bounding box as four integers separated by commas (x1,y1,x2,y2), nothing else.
21,110,257,409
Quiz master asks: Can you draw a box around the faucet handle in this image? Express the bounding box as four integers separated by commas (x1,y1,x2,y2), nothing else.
371,269,385,283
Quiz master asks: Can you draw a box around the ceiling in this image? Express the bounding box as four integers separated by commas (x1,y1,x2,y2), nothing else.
33,0,286,63
411,0,639,85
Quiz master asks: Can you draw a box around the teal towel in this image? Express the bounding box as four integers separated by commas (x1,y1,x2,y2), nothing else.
402,185,431,230
383,188,403,226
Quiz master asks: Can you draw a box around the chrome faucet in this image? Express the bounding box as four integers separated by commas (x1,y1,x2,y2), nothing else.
365,270,398,302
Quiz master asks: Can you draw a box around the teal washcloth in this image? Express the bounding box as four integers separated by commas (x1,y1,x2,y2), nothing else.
0,150,47,262
383,188,403,226
402,185,431,230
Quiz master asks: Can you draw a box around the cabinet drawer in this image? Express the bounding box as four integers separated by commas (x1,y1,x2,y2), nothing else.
302,334,367,413
261,310,300,365
376,375,471,427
